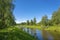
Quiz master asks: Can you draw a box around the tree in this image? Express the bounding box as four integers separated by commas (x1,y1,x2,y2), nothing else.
47,19,53,26
33,17,36,25
30,19,33,25
0,0,15,29
51,8,60,25
27,20,30,25
20,22,26,25
40,15,48,26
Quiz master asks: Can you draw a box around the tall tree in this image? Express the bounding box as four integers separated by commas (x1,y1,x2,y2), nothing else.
0,0,15,28
33,17,36,25
51,8,60,25
30,19,33,25
40,15,48,26
27,20,30,25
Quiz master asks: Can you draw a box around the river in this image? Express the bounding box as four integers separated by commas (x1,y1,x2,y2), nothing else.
20,27,60,40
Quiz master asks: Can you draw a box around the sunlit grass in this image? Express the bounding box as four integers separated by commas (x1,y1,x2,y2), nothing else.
19,25,42,29
0,27,36,40
45,26,60,31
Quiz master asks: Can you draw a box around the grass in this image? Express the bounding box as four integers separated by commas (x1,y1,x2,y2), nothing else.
19,25,42,30
19,25,60,31
45,26,60,31
19,25,60,30
0,27,36,40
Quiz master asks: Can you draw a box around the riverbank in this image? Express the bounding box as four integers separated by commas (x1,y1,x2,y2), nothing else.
19,25,60,31
0,27,36,40
47,30,60,40
45,26,60,31
19,25,42,29
19,25,60,40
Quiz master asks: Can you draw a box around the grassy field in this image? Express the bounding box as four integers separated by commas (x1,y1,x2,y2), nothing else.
0,27,36,40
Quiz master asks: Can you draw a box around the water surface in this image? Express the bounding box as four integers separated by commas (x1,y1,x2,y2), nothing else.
20,27,60,40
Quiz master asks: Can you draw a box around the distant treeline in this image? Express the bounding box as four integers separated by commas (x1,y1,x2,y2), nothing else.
20,17,36,25
20,8,60,26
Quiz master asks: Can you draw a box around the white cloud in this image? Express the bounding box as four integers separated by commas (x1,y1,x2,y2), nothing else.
15,20,26,23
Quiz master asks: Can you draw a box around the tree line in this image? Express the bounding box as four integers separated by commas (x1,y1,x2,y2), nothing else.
20,17,36,25
20,8,60,26
0,0,16,29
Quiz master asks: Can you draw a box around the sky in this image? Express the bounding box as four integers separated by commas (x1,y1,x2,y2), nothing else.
13,0,60,23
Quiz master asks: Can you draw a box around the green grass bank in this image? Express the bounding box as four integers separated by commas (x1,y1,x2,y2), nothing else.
0,27,36,40
19,25,60,31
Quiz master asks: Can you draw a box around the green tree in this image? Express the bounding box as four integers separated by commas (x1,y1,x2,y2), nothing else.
20,22,26,25
47,19,53,26
40,15,48,26
27,20,30,25
30,19,33,25
33,17,36,25
0,0,15,29
51,8,60,25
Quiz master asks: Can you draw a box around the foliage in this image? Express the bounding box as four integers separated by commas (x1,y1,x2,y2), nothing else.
33,17,36,25
30,19,33,25
0,0,16,29
27,20,30,25
40,15,48,26
0,27,36,40
38,8,60,26
26,17,36,25
20,22,26,25
51,8,60,25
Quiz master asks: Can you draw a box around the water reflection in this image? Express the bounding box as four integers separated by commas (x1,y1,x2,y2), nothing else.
22,27,54,40
36,30,43,40
20,27,60,40
42,30,53,40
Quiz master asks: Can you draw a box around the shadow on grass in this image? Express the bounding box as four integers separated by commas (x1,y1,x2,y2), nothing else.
0,28,36,40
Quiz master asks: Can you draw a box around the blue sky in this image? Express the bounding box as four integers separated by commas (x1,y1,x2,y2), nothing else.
13,0,60,23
